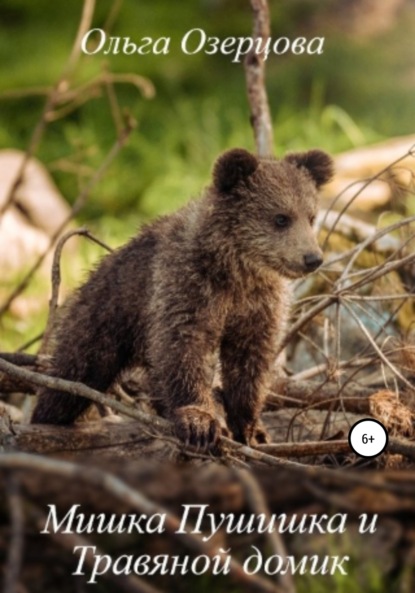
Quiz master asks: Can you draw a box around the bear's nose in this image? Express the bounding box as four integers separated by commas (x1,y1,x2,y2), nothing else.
303,252,323,271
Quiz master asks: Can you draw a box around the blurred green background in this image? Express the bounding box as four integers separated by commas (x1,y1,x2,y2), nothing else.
1,0,414,224
1,0,415,352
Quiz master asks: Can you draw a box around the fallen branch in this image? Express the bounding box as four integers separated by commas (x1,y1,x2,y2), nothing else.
260,437,415,461
258,440,351,458
0,353,39,366
2,357,415,492
2,420,175,458
0,356,168,431
0,452,282,593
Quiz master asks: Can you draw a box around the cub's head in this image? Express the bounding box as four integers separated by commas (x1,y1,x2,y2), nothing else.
212,147,334,278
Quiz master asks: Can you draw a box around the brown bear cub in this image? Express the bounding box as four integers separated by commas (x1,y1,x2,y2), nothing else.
32,148,333,448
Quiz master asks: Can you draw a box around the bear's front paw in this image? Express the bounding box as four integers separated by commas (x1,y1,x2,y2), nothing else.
251,420,270,445
172,406,221,450
229,418,270,446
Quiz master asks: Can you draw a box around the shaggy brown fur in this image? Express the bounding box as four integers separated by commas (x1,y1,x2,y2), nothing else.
31,148,333,448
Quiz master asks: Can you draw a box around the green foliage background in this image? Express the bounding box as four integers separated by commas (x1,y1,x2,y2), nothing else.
0,0,414,356
1,0,414,225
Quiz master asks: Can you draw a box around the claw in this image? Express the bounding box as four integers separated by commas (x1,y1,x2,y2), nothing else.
227,418,270,446
173,406,220,451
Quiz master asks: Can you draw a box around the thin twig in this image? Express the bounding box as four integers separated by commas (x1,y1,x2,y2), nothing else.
338,215,415,286
342,301,415,392
290,357,375,381
40,228,87,354
65,0,96,77
0,122,134,318
0,0,96,218
0,72,155,106
105,75,124,136
346,293,414,302
321,144,415,249
40,227,113,355
102,0,124,33
277,295,335,355
343,251,415,294
279,217,415,353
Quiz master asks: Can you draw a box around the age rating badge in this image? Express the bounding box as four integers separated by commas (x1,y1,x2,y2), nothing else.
348,418,389,458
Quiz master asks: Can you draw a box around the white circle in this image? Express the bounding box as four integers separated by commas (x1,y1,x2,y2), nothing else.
348,419,388,458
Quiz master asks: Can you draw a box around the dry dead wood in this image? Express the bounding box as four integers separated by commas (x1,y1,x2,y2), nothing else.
1,419,176,460
323,136,415,212
270,378,415,412
4,419,415,465
0,452,284,593
0,358,412,474
245,0,274,156
334,135,415,179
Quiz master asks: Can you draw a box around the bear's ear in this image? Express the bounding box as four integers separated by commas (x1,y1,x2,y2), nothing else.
285,149,334,188
213,148,259,192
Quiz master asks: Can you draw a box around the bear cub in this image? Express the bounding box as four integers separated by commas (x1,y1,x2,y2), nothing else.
32,148,334,448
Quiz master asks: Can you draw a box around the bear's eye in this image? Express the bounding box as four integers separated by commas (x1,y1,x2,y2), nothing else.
309,215,316,225
275,214,291,229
